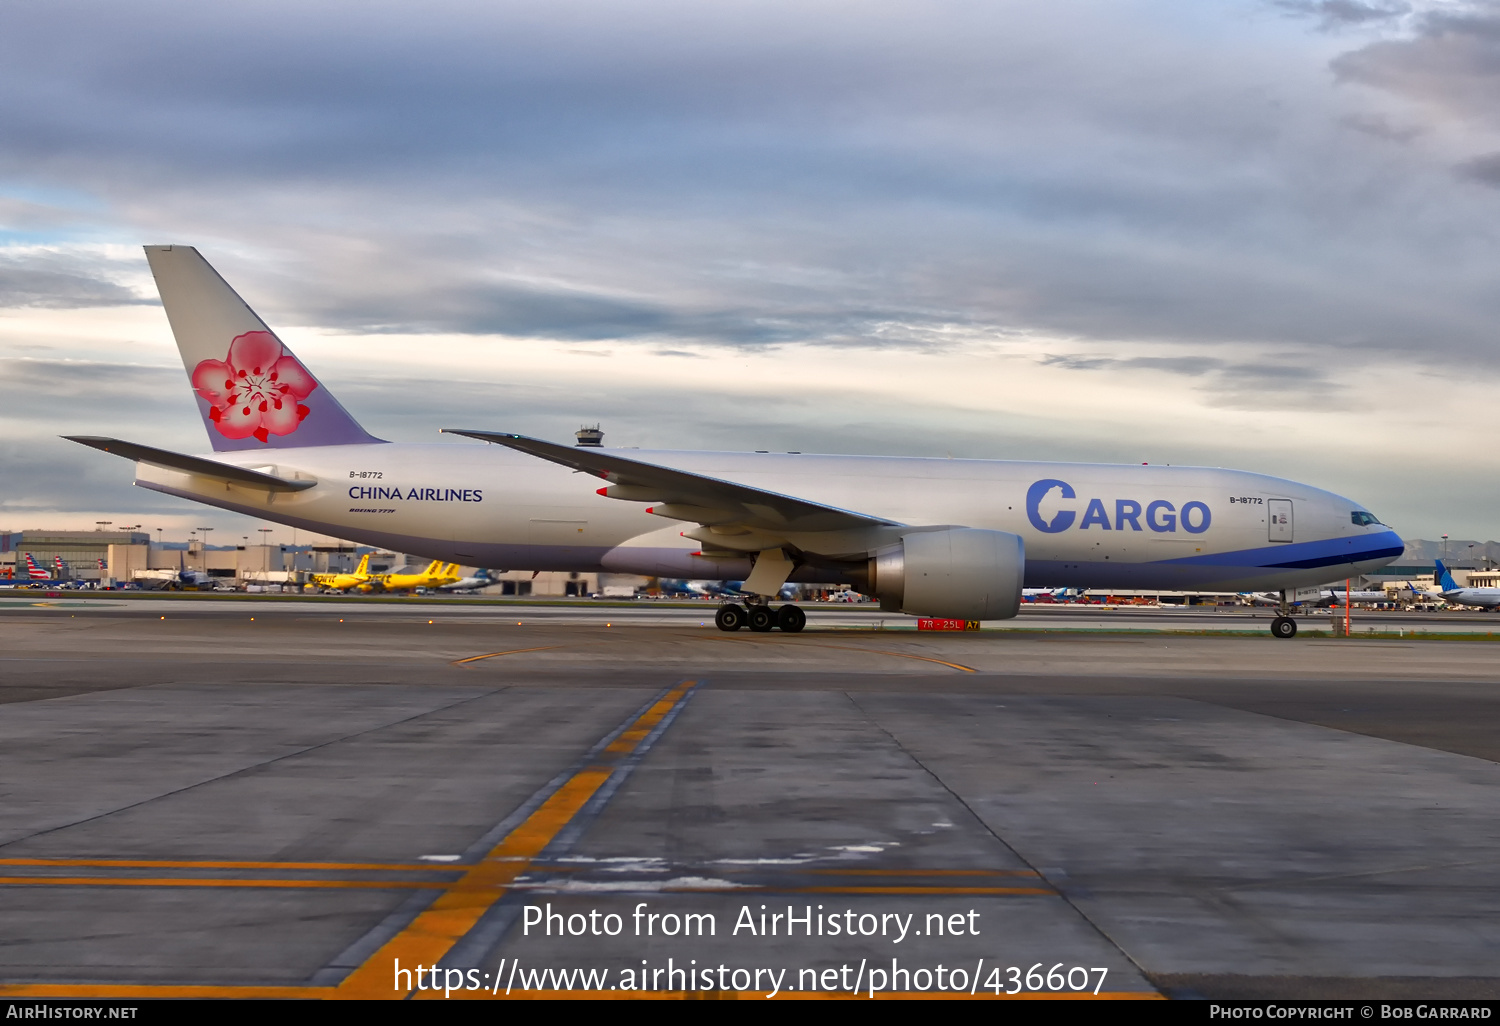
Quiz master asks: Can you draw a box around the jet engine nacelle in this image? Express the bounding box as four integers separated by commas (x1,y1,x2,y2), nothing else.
865,527,1025,621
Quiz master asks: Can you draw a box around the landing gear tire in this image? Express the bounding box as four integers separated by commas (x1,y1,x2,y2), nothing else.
715,604,748,632
748,605,777,632
1271,616,1297,639
776,604,807,633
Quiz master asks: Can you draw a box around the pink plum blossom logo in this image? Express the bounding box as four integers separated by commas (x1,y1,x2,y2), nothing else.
191,331,318,443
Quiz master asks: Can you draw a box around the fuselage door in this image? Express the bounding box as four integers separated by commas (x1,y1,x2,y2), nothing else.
1268,499,1293,542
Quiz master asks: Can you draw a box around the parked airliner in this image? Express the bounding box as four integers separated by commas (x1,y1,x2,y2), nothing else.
1433,560,1500,609
67,246,1403,636
438,567,502,592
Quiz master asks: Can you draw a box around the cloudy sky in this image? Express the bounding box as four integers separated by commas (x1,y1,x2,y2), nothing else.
3,0,1499,544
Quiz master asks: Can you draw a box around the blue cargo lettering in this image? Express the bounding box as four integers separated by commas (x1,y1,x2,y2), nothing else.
1079,498,1111,530
1027,480,1204,534
1146,500,1176,533
1181,501,1211,534
1026,479,1077,534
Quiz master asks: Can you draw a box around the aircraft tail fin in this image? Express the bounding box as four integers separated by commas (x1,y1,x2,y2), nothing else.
355,553,371,576
144,246,384,452
1435,559,1458,590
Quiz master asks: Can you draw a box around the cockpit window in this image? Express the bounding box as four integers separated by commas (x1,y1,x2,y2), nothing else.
1351,511,1382,527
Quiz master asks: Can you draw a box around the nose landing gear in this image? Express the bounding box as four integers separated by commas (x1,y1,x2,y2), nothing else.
715,602,806,633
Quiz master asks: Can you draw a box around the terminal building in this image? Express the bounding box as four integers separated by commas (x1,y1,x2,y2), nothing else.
0,529,151,581
0,529,634,595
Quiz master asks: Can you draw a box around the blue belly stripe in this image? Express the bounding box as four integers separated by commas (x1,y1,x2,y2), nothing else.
1150,531,1404,571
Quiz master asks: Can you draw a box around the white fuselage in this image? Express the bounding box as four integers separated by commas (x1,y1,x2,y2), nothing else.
1440,588,1500,609
134,442,1403,591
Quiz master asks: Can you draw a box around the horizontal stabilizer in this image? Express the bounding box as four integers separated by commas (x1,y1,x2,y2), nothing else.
64,436,317,492
441,429,898,534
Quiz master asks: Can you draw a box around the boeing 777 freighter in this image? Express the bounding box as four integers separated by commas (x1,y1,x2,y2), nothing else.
67,246,1403,636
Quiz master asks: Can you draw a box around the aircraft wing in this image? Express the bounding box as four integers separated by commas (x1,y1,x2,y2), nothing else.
441,429,900,533
64,436,316,492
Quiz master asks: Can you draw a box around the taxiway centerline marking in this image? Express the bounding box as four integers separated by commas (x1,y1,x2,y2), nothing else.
799,868,1041,877
0,877,445,889
451,645,566,665
614,885,1054,896
522,865,1041,877
774,885,1053,896
704,633,978,672
805,643,977,672
0,875,1049,896
0,985,336,999
332,681,699,1000
0,858,463,872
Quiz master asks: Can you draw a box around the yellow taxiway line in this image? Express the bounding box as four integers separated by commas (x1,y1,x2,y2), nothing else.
451,645,566,665
0,877,444,889
0,858,462,872
332,680,698,999
804,642,978,672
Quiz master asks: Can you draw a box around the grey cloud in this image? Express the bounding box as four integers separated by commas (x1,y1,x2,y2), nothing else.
1039,354,1126,372
1275,1,1410,29
1037,352,1344,409
0,359,206,460
1202,366,1346,411
0,1,1493,364
4,0,1500,527
322,282,671,340
1338,112,1422,142
1456,152,1500,187
1118,356,1226,377
0,196,96,232
1,358,180,396
1332,8,1500,128
0,439,173,522
0,267,149,309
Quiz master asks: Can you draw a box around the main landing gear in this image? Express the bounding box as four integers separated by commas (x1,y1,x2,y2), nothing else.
1269,589,1297,638
715,602,806,633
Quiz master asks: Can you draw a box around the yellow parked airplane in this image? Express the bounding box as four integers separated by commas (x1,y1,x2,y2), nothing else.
310,553,372,591
369,560,462,593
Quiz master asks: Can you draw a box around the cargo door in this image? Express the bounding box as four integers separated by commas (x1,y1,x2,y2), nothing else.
1268,499,1293,542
